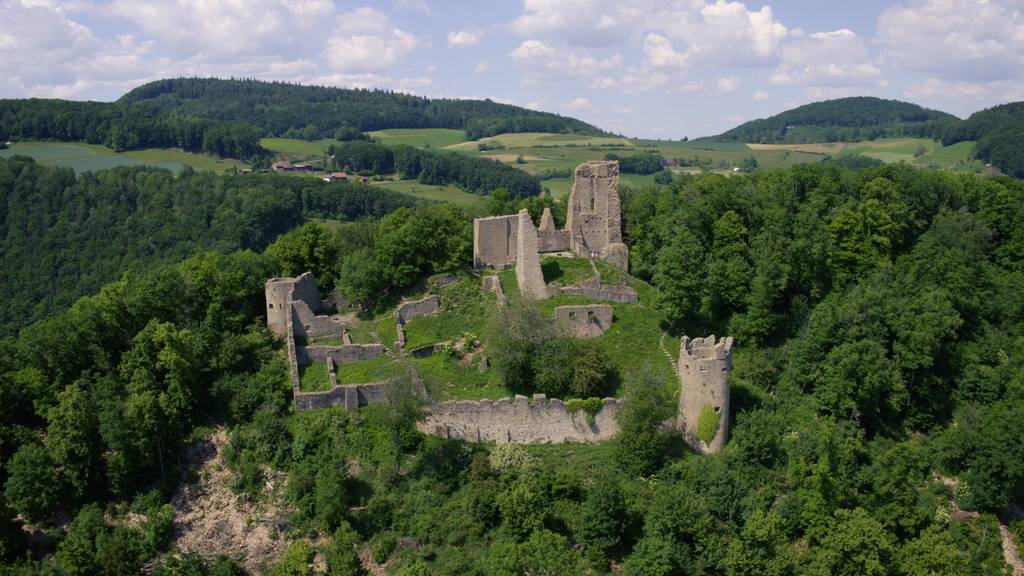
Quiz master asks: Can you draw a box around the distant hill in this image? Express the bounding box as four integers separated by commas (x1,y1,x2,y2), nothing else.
704,96,958,144
941,102,1024,178
119,78,606,140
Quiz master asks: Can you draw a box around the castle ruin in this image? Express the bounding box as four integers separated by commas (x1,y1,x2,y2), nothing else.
473,160,629,273
677,336,734,454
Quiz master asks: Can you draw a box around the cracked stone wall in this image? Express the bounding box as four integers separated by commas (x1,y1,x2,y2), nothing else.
566,161,629,271
395,295,440,325
418,394,621,443
554,305,613,338
516,209,549,300
473,215,518,268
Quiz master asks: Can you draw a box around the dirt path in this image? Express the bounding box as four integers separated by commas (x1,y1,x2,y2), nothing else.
170,429,293,574
999,522,1023,575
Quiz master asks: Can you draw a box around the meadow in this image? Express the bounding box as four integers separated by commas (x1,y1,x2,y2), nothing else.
0,141,244,173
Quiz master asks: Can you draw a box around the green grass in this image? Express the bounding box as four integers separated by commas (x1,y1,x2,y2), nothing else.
335,357,401,385
367,128,466,148
345,311,399,348
497,257,676,396
0,141,244,173
371,179,484,207
402,277,493,349
915,141,981,170
445,132,631,151
836,138,937,164
260,137,340,156
412,354,510,400
298,362,332,392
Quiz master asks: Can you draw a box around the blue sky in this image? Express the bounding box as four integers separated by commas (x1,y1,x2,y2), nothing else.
3,0,1023,138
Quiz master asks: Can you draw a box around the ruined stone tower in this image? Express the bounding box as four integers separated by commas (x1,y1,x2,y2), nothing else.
265,273,334,339
677,335,734,454
566,160,629,271
515,209,549,300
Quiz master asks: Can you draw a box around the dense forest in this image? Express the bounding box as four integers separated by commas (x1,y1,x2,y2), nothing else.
326,141,542,197
705,97,957,144
118,78,605,140
941,102,1024,178
0,158,1021,574
0,100,269,161
0,157,419,336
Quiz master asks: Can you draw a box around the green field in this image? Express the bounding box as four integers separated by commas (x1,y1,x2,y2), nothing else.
445,131,632,151
0,141,244,173
260,137,339,156
367,128,466,148
371,179,485,207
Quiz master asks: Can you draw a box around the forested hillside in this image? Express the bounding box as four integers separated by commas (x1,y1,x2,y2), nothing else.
706,96,957,143
119,78,605,140
1,160,1022,574
941,102,1024,178
0,157,418,336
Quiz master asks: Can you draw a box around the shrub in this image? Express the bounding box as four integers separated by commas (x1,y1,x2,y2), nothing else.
696,404,721,445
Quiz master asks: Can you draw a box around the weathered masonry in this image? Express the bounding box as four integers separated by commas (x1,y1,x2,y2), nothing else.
677,335,734,454
473,160,629,272
266,273,392,411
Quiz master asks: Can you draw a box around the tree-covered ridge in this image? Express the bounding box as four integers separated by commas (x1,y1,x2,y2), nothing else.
118,77,606,140
0,99,269,161
705,96,958,144
0,157,419,336
941,101,1024,178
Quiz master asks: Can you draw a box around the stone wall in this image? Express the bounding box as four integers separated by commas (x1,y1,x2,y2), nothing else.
395,295,440,325
297,344,386,365
471,161,628,271
418,394,621,443
265,278,296,338
515,209,549,300
291,300,340,339
566,161,629,271
553,278,638,303
554,305,613,338
294,381,392,411
677,335,733,454
481,275,507,307
473,215,518,268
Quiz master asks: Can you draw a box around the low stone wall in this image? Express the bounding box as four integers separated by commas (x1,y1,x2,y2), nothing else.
409,343,447,358
292,300,339,338
297,344,386,365
294,381,392,411
418,394,622,444
554,304,613,338
481,275,507,308
395,295,440,325
553,278,638,303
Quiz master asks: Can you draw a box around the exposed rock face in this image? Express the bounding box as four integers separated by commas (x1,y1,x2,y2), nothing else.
566,160,629,271
677,335,734,454
471,161,628,270
554,304,613,338
418,394,621,443
515,209,549,300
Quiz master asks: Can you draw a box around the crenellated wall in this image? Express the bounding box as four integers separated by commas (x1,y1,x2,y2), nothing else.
418,394,621,444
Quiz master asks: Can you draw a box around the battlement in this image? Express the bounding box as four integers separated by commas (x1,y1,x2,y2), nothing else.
574,160,619,179
680,335,734,361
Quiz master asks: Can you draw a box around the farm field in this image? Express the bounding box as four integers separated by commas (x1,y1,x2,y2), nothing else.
444,131,632,151
371,179,485,207
367,128,465,148
0,141,244,173
260,137,340,156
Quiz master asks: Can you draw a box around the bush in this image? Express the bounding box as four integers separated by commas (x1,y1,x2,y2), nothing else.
696,404,721,445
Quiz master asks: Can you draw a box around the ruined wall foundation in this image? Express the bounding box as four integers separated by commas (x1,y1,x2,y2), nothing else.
554,304,613,338
418,394,621,444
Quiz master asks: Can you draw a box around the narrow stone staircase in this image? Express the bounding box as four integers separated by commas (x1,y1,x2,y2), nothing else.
659,332,679,374
371,330,399,360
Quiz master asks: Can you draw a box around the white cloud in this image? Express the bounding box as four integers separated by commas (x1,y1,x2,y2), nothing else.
510,39,623,87
717,76,740,93
772,28,881,90
753,89,769,100
877,0,1024,81
394,0,431,15
325,8,421,72
643,34,687,68
447,29,482,48
903,77,1024,103
474,59,492,73
565,97,596,112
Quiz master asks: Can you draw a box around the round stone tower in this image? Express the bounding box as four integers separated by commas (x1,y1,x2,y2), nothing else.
265,277,296,338
677,335,734,454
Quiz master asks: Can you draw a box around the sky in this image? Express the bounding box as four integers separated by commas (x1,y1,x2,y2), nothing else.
3,0,1024,138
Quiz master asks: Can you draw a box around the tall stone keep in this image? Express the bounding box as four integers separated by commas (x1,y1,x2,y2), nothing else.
677,335,734,454
515,209,549,300
566,160,629,271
